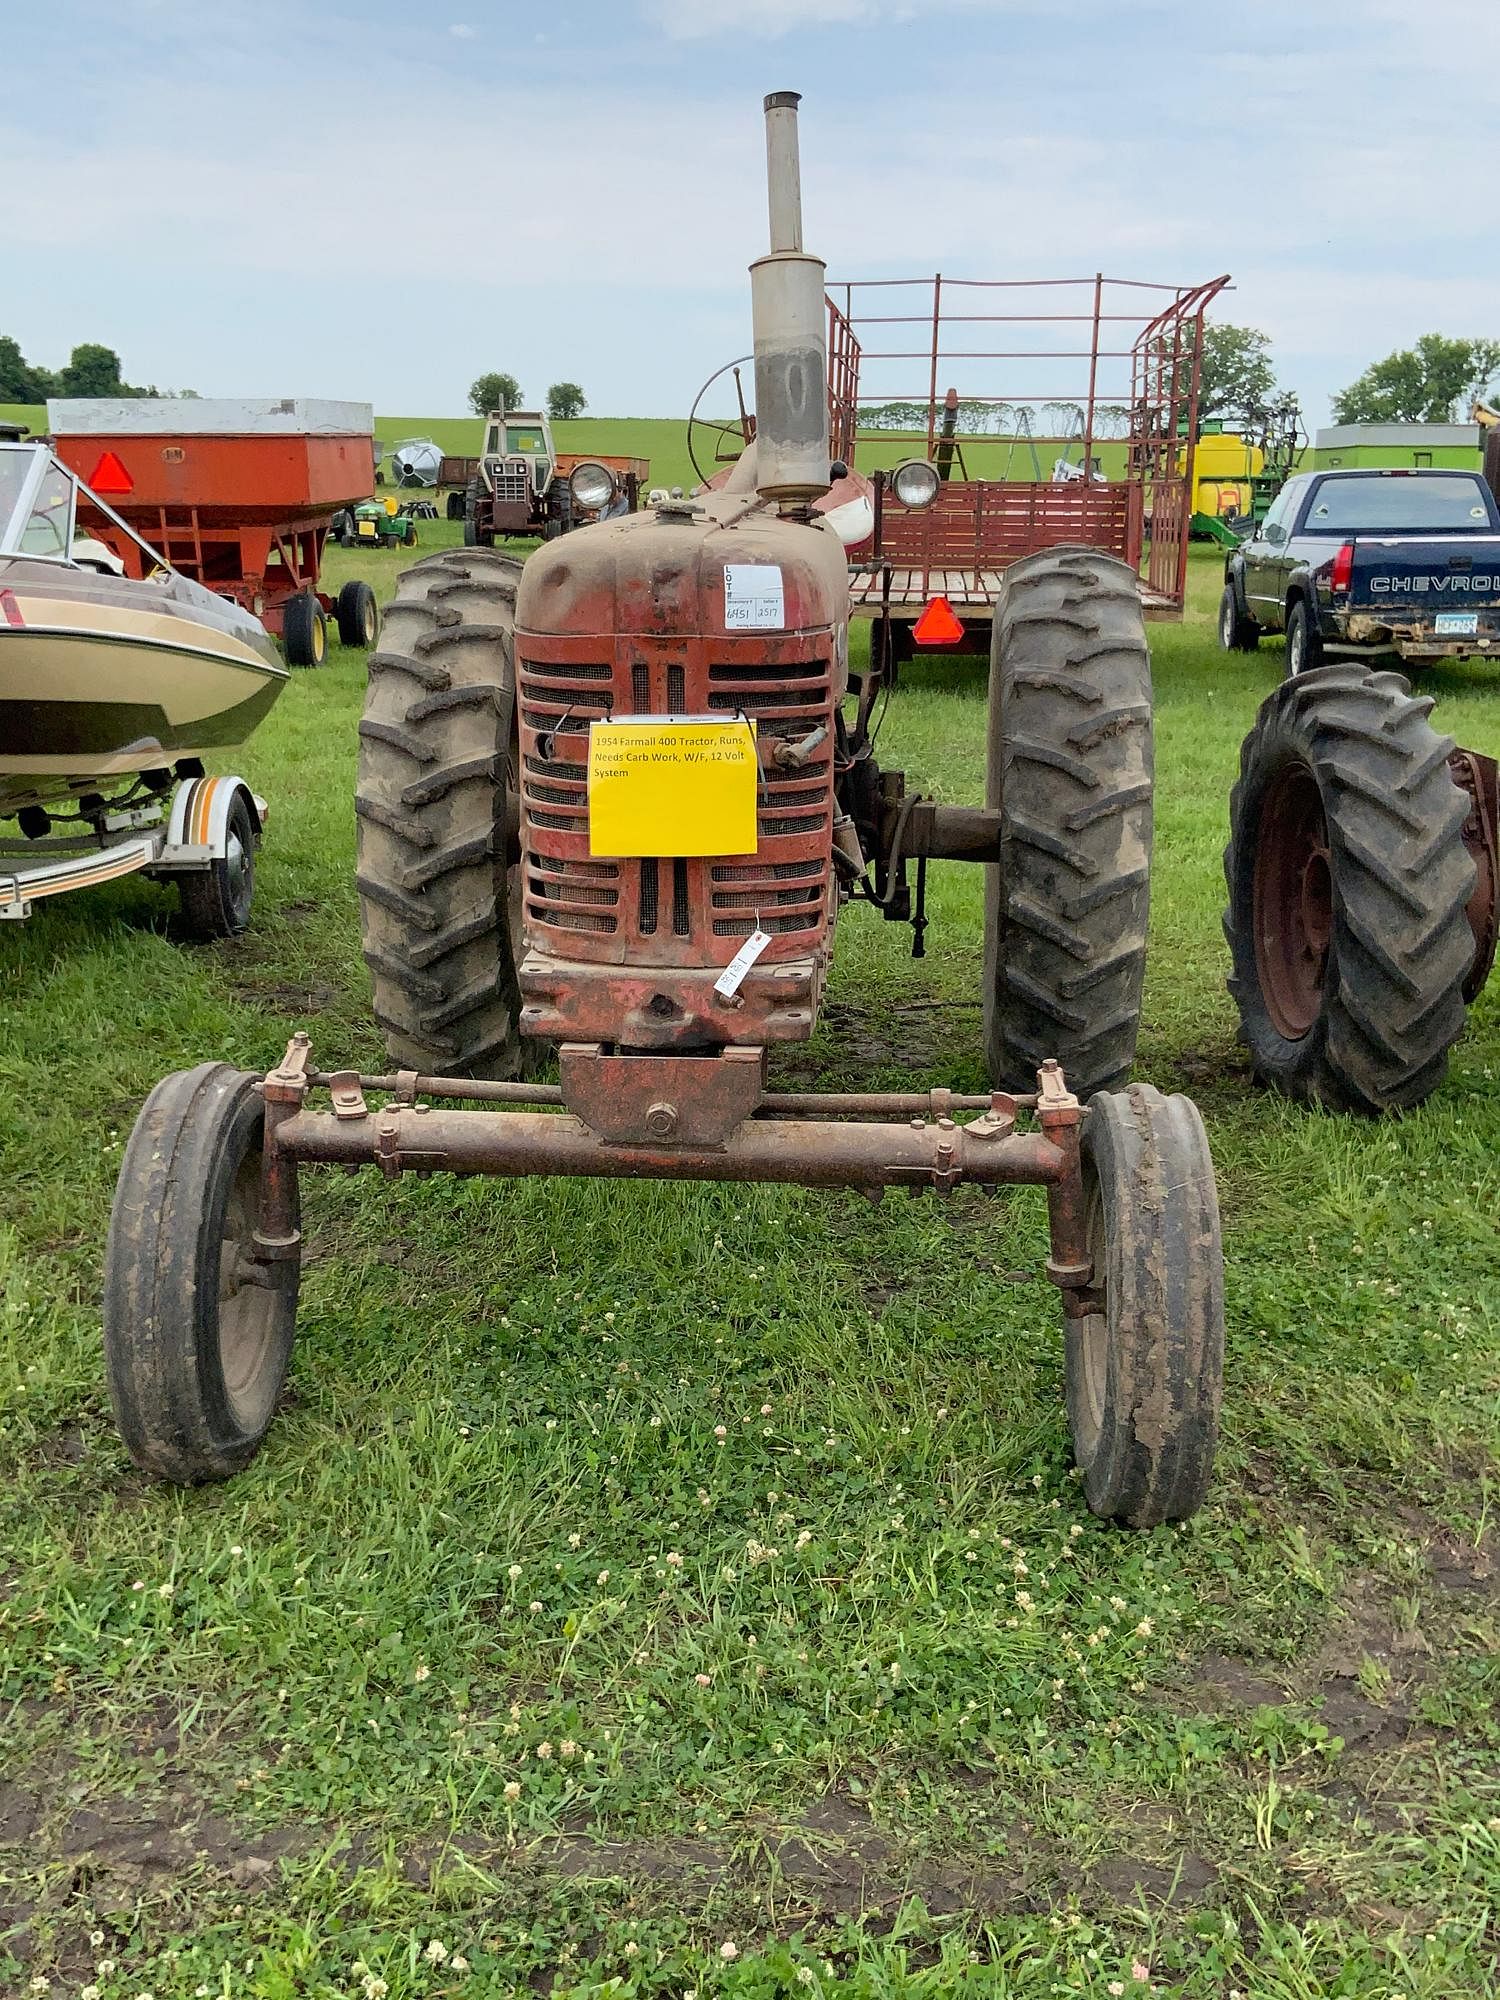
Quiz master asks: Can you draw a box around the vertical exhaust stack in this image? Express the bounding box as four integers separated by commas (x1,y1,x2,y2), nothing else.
750,91,830,507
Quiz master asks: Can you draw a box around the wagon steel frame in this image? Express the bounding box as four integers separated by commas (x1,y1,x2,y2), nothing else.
830,271,1229,632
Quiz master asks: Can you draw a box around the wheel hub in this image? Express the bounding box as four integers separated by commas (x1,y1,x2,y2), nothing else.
218,1153,281,1430
1254,762,1333,1040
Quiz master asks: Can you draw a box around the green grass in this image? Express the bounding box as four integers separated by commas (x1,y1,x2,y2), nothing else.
2,536,1498,2000
3,403,1126,502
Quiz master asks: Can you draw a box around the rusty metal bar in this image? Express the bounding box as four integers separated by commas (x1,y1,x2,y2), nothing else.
304,1069,1031,1119
274,1103,1067,1193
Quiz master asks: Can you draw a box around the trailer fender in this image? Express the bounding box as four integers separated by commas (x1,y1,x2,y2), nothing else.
160,775,264,870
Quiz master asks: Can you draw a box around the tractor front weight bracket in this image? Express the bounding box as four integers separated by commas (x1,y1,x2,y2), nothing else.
254,1037,1099,1312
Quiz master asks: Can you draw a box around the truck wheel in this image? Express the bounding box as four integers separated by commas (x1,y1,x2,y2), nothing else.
1284,597,1323,678
1218,581,1260,653
1225,667,1476,1112
336,579,379,649
177,789,258,940
984,546,1153,1101
282,592,327,668
356,546,534,1078
1069,1085,1223,1527
103,1065,299,1483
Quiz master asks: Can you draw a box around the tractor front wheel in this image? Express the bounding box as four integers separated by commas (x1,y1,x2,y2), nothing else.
355,546,533,1078
104,1065,299,1483
1225,666,1476,1112
983,545,1153,1101
1067,1085,1224,1527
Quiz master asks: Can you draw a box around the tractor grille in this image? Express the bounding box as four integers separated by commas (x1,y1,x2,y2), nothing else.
494,461,529,505
515,635,835,984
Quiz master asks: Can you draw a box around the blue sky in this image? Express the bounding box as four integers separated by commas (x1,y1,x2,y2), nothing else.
4,0,1497,428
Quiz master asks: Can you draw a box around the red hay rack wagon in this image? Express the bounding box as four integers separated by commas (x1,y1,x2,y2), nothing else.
48,398,383,666
827,272,1230,667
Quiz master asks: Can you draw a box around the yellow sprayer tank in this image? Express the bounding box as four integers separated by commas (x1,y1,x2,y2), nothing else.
1188,428,1263,518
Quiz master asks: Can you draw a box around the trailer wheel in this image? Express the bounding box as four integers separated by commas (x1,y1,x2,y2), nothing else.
1068,1085,1223,1527
1218,581,1260,652
177,789,258,940
337,579,379,649
282,593,327,668
983,546,1153,1101
103,1064,299,1483
446,491,466,521
462,475,485,548
1225,667,1476,1113
355,546,534,1078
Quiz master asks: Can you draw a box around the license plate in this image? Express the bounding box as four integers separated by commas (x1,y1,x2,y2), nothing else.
357,521,377,538
1435,611,1479,636
587,716,758,858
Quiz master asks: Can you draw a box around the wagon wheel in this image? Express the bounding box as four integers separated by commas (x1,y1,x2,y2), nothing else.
686,355,757,490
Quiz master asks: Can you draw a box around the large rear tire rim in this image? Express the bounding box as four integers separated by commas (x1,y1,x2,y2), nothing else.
1254,760,1333,1040
217,1147,281,1433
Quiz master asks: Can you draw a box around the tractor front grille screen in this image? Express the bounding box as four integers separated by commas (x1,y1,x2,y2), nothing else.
514,634,835,969
494,464,529,506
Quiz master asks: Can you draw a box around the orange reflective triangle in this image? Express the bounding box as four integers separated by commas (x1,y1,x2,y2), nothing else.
88,450,134,496
912,594,964,644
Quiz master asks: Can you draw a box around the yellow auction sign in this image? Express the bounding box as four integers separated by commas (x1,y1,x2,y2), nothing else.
587,717,759,859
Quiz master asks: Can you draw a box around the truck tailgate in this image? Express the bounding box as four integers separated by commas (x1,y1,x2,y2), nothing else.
1352,537,1500,637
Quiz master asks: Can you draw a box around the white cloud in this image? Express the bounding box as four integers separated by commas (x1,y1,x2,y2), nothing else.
449,21,478,37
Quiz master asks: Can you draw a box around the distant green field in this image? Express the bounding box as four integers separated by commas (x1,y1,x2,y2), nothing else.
4,401,1125,496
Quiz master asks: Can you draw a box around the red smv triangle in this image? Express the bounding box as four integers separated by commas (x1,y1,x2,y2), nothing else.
88,450,134,496
912,594,964,645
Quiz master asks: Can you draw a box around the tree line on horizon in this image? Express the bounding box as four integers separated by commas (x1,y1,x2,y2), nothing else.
0,334,195,404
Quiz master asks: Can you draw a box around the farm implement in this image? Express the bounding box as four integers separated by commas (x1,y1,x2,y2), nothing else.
49,398,383,665
104,93,1225,1527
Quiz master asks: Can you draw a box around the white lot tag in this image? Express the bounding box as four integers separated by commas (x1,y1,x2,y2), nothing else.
714,927,772,998
724,564,785,631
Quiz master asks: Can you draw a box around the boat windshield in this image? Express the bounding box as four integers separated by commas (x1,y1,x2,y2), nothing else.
0,442,169,578
0,446,77,559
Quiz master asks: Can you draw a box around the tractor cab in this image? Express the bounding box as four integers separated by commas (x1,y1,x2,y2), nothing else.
480,409,557,504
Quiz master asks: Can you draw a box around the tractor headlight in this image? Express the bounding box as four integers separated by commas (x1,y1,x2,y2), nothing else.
891,459,941,510
568,461,617,514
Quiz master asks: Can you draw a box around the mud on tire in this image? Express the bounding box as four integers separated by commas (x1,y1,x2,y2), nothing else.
1224,665,1476,1113
355,546,532,1078
984,545,1153,1100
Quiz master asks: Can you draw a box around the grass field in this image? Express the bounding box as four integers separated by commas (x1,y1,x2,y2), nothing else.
1,527,1497,2000
0,406,1126,504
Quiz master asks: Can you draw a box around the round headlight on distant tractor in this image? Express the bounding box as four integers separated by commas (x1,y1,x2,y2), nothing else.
568,461,618,514
890,458,941,510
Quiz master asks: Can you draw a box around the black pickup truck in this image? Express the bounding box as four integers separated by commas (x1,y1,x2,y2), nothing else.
1219,466,1500,673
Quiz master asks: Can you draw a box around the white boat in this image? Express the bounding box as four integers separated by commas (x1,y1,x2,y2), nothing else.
0,442,286,932
0,441,286,817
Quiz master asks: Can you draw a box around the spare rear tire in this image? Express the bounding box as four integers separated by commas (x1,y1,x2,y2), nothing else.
1224,666,1476,1112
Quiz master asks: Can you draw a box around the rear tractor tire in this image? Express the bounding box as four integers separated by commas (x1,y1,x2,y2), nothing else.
104,1064,299,1483
1068,1084,1224,1527
1224,666,1477,1113
984,545,1153,1101
355,545,533,1078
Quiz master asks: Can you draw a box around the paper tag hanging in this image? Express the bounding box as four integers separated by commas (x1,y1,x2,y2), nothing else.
713,928,772,998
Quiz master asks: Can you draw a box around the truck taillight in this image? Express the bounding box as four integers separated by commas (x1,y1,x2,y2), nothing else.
1331,541,1354,594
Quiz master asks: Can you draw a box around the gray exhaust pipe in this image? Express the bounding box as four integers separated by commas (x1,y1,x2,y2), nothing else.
750,91,830,505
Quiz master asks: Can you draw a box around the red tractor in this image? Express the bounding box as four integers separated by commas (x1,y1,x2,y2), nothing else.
103,94,1224,1529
